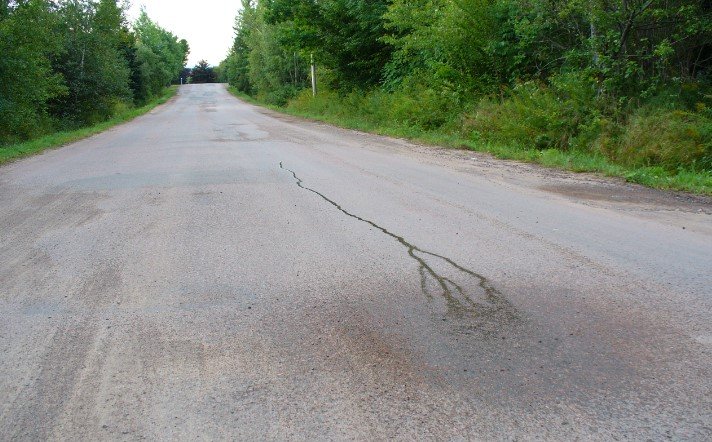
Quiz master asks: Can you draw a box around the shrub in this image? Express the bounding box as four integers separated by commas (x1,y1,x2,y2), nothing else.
287,89,351,117
464,74,597,151
611,109,712,172
287,81,460,133
258,85,301,106
379,80,460,130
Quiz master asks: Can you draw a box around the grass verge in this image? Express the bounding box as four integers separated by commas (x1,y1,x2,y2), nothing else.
0,86,178,165
228,86,711,195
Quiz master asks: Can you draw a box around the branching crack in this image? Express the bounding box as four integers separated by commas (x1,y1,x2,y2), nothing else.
280,162,518,323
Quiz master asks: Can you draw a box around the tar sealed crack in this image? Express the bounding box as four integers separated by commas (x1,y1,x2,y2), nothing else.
280,162,518,327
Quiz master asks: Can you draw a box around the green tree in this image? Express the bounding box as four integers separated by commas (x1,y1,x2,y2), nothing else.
133,9,189,101
0,0,66,142
191,60,216,83
0,1,188,144
383,0,500,94
222,0,256,93
265,0,392,89
49,0,132,125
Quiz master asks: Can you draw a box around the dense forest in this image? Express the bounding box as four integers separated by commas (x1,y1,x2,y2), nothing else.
219,0,712,186
0,0,189,145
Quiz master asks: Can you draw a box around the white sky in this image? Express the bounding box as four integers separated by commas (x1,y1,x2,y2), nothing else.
126,0,240,67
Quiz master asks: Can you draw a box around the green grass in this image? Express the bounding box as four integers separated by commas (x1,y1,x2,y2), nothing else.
227,86,712,195
0,86,178,165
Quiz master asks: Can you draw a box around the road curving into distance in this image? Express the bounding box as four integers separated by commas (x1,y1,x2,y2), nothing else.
1,83,710,439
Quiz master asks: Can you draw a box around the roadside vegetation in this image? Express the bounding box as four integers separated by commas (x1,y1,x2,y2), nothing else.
219,0,712,195
0,0,189,153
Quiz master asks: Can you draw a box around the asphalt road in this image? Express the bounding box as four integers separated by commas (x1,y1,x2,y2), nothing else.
1,84,711,440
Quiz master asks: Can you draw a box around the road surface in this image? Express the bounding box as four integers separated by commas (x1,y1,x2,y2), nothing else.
1,84,711,440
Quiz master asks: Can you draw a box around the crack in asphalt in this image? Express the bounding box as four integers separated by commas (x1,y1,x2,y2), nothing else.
280,162,517,321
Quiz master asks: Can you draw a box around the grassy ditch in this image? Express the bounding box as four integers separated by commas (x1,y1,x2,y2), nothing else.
0,86,178,165
228,86,711,196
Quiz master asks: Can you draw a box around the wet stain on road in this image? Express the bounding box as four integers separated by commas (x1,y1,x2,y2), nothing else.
280,162,518,326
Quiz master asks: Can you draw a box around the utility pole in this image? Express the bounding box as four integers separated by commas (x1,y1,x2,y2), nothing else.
310,53,317,97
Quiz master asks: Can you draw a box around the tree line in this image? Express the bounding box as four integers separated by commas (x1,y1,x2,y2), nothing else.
0,0,189,144
219,0,711,173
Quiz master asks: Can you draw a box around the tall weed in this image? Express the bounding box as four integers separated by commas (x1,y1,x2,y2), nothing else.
465,74,597,150
606,108,712,171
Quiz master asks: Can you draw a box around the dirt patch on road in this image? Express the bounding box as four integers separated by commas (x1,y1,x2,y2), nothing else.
538,182,712,213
